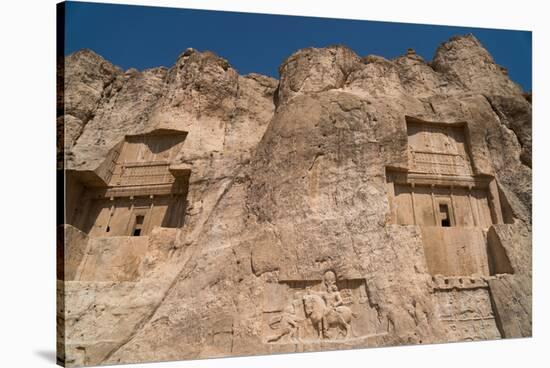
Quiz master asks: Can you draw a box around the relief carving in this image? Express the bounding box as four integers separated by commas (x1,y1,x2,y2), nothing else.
433,285,501,342
407,123,474,176
263,271,385,344
303,271,356,339
266,305,301,343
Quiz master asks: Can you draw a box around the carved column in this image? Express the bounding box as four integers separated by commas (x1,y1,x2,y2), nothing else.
449,186,457,226
386,176,396,224
431,185,438,226
125,196,135,236
467,187,479,227
410,183,417,225
488,180,503,225
104,197,115,235
145,195,154,235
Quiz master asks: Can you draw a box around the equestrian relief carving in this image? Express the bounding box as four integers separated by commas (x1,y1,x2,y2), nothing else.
263,271,384,343
303,271,357,340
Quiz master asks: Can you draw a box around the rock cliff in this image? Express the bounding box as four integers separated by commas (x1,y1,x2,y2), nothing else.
58,34,531,367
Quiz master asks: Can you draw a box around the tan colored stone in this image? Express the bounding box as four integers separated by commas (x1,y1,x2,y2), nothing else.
58,34,531,367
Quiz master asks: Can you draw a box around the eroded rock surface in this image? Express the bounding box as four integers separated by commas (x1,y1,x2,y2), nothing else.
58,34,531,367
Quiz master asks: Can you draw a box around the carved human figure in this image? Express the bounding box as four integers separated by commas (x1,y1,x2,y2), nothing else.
326,284,344,308
322,284,346,336
323,270,336,290
302,271,356,339
303,291,355,339
321,271,342,311
408,144,416,162
267,305,301,343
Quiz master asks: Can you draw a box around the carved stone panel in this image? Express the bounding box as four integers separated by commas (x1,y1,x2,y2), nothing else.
407,122,474,177
262,271,385,345
111,162,175,187
433,286,501,342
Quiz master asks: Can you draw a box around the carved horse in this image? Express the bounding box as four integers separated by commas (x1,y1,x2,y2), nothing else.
303,293,355,339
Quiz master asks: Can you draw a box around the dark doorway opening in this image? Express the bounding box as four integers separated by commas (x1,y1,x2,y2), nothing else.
132,215,145,236
439,204,451,227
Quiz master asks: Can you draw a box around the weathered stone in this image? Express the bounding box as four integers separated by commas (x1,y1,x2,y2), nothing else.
431,34,524,97
58,34,531,367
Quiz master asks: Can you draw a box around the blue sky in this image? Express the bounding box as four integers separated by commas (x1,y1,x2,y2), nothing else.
63,1,532,91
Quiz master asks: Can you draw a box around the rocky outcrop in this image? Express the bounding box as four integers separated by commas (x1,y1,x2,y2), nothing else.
59,34,531,367
57,49,122,167
431,35,524,97
277,45,361,105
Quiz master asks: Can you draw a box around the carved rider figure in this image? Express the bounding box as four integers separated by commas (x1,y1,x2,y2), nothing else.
322,283,345,336
326,284,344,310
319,271,343,337
323,270,336,290
302,272,356,339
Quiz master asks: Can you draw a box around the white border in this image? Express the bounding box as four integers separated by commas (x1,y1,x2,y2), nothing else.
0,1,547,367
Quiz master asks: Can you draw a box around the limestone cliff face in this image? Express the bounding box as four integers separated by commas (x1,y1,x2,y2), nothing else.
59,34,531,367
